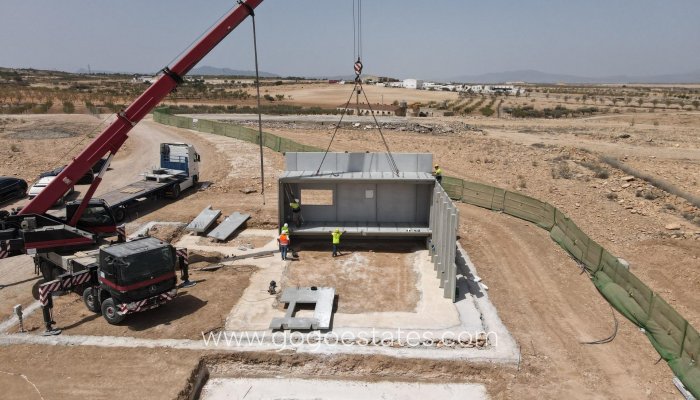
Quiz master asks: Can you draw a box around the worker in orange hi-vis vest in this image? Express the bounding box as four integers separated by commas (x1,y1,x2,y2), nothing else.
278,232,290,261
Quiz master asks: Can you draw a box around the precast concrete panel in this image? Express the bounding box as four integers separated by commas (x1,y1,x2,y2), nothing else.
299,182,337,222
429,183,459,302
285,152,432,173
376,183,418,223
416,184,431,224
337,182,377,222
279,153,437,238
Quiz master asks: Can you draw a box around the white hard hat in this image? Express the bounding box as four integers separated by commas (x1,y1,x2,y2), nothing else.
283,223,288,227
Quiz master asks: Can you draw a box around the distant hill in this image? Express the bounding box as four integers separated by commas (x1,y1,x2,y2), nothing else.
190,65,278,77
450,69,700,84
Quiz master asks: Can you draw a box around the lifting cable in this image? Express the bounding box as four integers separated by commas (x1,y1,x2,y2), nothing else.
315,0,400,176
239,0,266,204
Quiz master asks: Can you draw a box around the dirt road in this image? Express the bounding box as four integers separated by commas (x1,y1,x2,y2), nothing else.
0,344,200,400
459,204,678,399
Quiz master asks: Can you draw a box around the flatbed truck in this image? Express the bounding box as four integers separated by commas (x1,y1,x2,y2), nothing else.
99,142,200,222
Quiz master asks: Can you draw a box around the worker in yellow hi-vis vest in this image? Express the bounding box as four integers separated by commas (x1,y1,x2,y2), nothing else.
433,165,443,184
331,228,346,257
290,198,302,227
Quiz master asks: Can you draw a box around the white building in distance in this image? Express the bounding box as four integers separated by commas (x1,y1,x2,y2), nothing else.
402,78,424,89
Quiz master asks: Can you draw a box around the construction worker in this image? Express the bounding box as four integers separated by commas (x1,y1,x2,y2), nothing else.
281,223,290,236
290,198,302,227
331,228,346,257
433,164,443,184
278,232,290,261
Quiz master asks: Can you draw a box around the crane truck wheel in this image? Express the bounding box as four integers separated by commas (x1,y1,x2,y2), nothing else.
101,298,125,324
82,288,100,313
113,206,126,222
170,183,181,199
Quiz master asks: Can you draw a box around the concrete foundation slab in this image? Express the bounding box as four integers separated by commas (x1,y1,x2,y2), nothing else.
291,221,431,237
172,229,518,363
186,205,221,234
200,377,488,400
207,212,250,241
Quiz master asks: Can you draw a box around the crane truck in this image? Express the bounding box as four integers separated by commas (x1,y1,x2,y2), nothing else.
0,0,264,333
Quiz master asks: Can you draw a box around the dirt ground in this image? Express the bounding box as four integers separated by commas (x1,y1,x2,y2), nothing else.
118,118,283,230
0,255,39,323
20,265,255,340
281,241,421,314
1,104,698,398
246,111,700,330
0,344,201,400
459,205,678,398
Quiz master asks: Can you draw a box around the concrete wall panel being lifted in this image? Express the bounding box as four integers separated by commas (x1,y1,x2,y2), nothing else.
279,153,436,237
285,152,433,173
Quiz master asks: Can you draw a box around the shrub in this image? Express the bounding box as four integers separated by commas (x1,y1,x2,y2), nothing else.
551,162,573,179
479,106,494,117
62,101,75,114
681,211,696,221
579,161,609,179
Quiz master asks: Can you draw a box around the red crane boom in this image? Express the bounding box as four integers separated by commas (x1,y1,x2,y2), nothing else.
20,0,263,219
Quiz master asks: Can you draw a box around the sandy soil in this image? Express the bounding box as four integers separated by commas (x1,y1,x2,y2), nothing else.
1,107,698,398
267,83,459,107
245,114,700,330
0,255,39,323
460,205,678,398
281,241,421,314
0,344,200,400
119,118,283,230
21,266,255,339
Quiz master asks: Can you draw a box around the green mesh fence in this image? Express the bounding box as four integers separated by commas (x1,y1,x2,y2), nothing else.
153,110,324,153
153,110,699,397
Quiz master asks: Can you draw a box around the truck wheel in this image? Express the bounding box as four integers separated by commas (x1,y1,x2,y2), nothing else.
170,184,181,199
101,298,125,324
113,207,126,222
83,288,100,313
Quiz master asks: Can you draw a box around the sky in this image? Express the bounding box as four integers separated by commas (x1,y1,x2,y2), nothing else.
1,0,699,80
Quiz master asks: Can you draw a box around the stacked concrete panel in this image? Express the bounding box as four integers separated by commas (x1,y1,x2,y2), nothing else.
429,184,459,302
